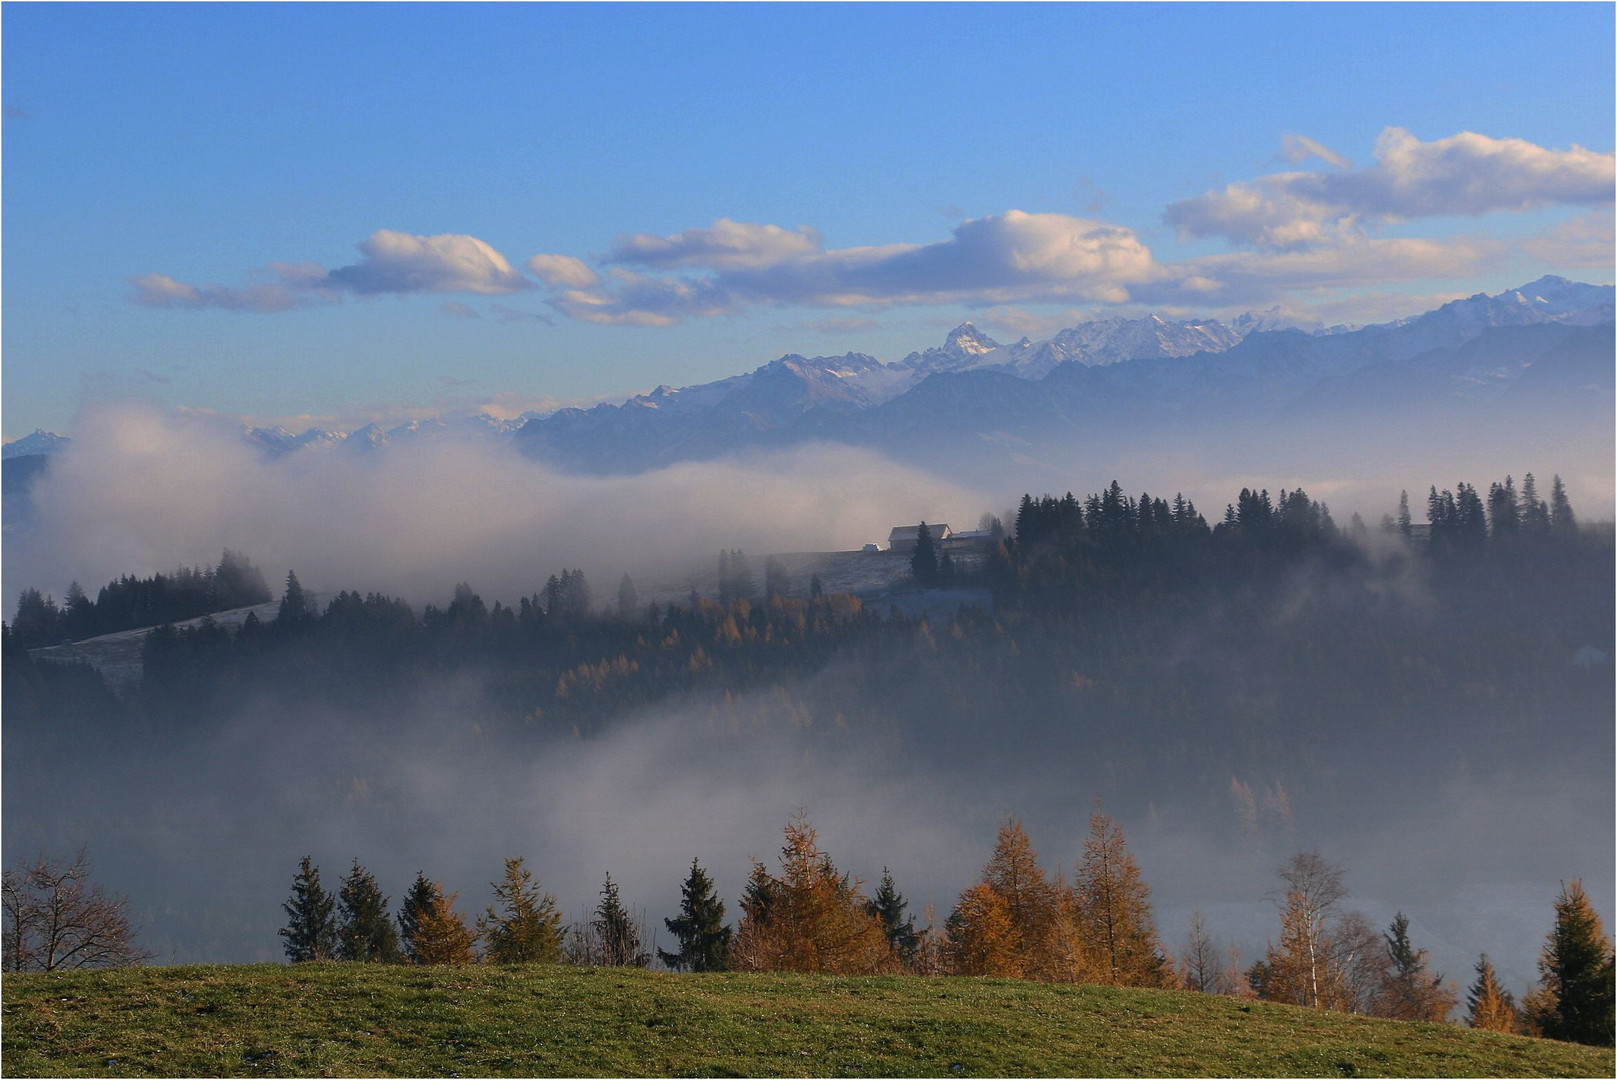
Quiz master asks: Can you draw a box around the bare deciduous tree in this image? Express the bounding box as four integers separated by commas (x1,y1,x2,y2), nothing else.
3,847,153,972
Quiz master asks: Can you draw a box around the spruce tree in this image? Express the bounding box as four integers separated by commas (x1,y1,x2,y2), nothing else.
1375,912,1455,1020
1526,880,1615,1045
476,857,562,964
866,868,920,965
396,872,436,964
1466,953,1518,1033
337,859,401,963
616,574,638,620
660,858,732,972
278,856,338,962
591,873,650,967
910,523,938,586
408,884,478,965
277,570,313,626
1549,475,1577,536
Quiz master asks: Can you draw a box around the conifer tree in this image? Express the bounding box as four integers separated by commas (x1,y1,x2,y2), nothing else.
764,556,790,599
660,858,732,972
1466,953,1519,1033
408,884,478,965
732,813,894,974
866,868,920,965
1374,912,1455,1020
946,818,1085,982
337,859,400,963
910,523,938,586
396,872,437,963
1549,475,1577,536
1074,811,1165,987
278,856,338,963
277,570,313,626
616,574,639,620
1519,473,1550,534
1525,880,1615,1045
593,873,650,967
1179,908,1228,994
476,857,562,964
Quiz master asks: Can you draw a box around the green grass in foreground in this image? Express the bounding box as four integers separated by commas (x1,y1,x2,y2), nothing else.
3,964,1612,1078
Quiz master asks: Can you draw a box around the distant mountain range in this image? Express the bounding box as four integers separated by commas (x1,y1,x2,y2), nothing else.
7,276,1613,489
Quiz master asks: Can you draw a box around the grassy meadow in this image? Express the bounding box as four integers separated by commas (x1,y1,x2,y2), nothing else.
3,964,1612,1077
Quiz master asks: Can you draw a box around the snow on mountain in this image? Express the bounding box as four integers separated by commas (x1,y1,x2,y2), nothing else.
13,278,1610,473
2,430,71,459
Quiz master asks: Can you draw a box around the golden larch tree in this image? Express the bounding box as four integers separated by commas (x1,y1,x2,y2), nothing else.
1073,811,1166,987
1466,953,1519,1033
408,884,478,965
730,812,895,975
946,818,1088,982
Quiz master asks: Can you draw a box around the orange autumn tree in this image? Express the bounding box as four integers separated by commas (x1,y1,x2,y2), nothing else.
731,812,896,975
946,818,1089,981
1074,810,1168,987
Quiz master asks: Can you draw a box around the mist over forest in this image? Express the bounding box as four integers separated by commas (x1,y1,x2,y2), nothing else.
4,409,1610,1010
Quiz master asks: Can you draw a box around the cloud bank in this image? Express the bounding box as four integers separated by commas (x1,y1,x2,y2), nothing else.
128,128,1613,324
7,401,990,604
1167,128,1615,249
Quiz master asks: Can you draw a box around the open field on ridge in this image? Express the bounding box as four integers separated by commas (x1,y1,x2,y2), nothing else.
4,965,1612,1078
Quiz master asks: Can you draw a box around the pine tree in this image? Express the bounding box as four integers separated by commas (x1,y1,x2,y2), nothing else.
396,872,436,964
409,885,478,965
1519,474,1550,535
1374,912,1455,1020
1466,953,1519,1033
593,873,650,967
910,523,938,586
477,857,562,964
337,859,401,963
764,556,790,599
660,858,732,972
866,868,920,965
278,856,338,963
1525,880,1615,1045
1549,475,1577,536
277,570,313,626
616,574,639,620
1074,811,1165,987
1396,490,1412,537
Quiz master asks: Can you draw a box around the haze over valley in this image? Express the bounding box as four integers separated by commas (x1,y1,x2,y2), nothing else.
3,4,1612,1049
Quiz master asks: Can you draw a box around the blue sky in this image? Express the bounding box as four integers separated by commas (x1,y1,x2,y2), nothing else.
3,3,1613,435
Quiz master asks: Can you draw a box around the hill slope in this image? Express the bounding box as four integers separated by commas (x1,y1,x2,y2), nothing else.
3,965,1611,1077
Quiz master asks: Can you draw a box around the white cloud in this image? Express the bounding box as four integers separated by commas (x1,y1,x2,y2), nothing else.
126,270,332,314
438,301,481,320
546,211,1162,324
1168,128,1615,249
1280,134,1352,171
608,218,824,271
132,231,531,313
328,230,531,295
526,253,599,288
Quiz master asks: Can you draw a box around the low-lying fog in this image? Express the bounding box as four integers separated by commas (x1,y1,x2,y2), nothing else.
4,399,1612,1006
5,670,1609,1003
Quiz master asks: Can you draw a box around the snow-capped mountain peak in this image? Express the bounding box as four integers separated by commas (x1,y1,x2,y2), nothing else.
943,322,1001,356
